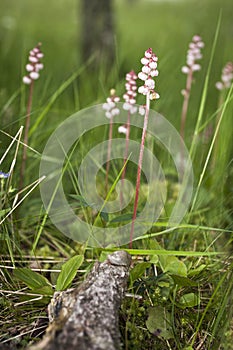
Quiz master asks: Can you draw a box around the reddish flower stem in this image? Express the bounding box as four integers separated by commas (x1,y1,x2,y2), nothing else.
105,115,113,192
120,111,130,208
180,69,193,140
180,69,193,175
122,112,130,181
129,93,150,248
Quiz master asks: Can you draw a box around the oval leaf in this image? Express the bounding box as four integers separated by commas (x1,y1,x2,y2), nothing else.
179,292,200,308
14,268,51,290
162,256,187,277
56,255,84,291
146,306,174,339
130,262,151,284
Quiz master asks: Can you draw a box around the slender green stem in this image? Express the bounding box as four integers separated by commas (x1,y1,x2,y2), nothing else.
189,13,221,159
190,85,232,214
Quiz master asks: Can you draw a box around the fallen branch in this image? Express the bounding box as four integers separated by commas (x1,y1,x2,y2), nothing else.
28,251,131,350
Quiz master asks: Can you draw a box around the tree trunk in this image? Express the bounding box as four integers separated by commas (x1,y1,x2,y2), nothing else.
80,0,115,68
28,251,131,350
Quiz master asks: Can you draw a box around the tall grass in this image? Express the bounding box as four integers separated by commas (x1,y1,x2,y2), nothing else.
0,0,232,349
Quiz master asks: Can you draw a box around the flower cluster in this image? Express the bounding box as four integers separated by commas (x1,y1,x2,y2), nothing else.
22,43,44,85
138,48,160,100
181,35,204,74
123,70,137,114
216,62,233,90
102,89,120,119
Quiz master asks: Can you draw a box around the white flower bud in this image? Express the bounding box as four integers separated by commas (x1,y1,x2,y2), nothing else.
149,61,157,69
111,108,120,116
192,64,201,71
181,66,189,74
142,66,151,74
118,125,127,134
215,82,223,90
29,56,38,63
150,69,159,77
138,106,146,115
138,72,147,81
26,64,34,72
30,71,40,80
23,76,32,84
145,78,155,89
123,102,130,110
141,57,149,65
35,63,44,71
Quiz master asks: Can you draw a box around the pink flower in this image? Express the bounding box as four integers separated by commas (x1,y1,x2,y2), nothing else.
102,89,120,119
138,48,160,100
23,43,44,85
181,35,204,75
216,62,233,90
122,70,138,114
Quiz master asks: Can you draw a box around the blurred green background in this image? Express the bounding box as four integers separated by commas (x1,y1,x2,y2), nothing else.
0,0,232,155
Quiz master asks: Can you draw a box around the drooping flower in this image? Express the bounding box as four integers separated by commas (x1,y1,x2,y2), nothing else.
102,89,120,119
216,62,233,90
138,48,160,100
123,70,138,114
103,89,120,192
118,70,138,135
181,35,204,77
138,105,146,116
22,43,44,85
118,124,127,135
129,48,160,248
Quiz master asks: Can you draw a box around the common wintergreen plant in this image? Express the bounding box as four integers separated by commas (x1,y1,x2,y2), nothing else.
102,89,120,192
212,61,233,170
180,35,204,141
118,70,137,206
20,43,44,190
215,61,233,91
129,48,160,248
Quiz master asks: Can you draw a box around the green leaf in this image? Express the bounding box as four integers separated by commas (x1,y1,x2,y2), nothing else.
146,306,174,339
148,240,187,277
150,255,158,264
178,292,200,308
50,262,63,285
56,255,84,291
31,285,54,296
69,194,90,207
171,275,198,287
100,211,109,222
130,262,151,284
14,268,52,290
0,208,10,218
160,256,187,277
110,213,135,223
188,264,206,277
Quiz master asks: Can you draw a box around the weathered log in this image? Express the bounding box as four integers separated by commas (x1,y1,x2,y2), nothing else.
28,250,131,350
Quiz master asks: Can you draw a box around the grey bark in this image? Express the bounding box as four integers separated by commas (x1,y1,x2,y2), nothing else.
80,0,115,67
28,251,131,350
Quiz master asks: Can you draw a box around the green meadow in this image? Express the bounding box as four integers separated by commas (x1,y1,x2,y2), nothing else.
0,0,232,349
